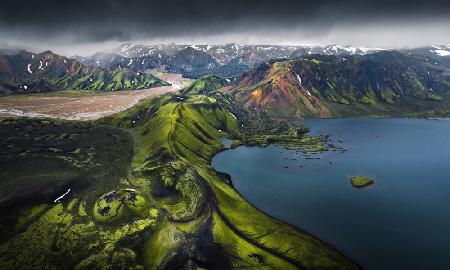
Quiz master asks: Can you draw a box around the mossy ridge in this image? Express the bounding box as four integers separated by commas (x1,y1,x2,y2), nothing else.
99,93,359,269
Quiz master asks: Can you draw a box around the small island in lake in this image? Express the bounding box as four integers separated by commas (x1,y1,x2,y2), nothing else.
350,176,375,188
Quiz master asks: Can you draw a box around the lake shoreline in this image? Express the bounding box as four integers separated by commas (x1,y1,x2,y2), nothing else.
212,141,364,269
212,117,450,270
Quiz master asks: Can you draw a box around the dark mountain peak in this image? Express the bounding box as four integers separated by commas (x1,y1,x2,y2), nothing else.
169,46,219,72
39,50,55,55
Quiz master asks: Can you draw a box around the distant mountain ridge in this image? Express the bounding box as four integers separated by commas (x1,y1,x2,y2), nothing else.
73,44,387,78
233,51,450,118
2,44,450,104
72,43,450,80
0,50,168,96
185,51,450,118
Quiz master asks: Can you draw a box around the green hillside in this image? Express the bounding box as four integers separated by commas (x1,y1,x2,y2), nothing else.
0,50,169,95
181,75,230,95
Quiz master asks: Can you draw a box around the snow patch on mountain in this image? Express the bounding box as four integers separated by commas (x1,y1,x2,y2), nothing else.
433,49,450,56
295,73,302,85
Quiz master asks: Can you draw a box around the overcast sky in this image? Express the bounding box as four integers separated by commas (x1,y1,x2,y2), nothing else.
1,0,449,55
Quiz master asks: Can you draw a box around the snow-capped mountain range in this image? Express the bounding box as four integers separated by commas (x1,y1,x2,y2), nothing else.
70,43,450,78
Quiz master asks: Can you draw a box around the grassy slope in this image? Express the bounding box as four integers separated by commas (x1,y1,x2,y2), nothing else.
180,75,230,95
53,69,169,91
0,93,359,269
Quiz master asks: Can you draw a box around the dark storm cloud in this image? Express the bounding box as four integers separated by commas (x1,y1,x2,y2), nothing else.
1,0,449,41
0,0,449,54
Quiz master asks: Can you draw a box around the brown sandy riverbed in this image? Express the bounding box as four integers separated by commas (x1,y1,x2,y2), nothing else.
0,73,189,121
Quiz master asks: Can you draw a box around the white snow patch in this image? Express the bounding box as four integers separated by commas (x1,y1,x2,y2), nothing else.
128,59,133,66
295,73,302,85
23,85,28,90
434,49,450,56
120,44,131,52
27,64,32,74
54,189,71,203
307,90,312,96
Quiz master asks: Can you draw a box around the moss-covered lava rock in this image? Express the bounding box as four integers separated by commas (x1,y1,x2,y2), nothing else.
350,176,375,188
94,189,148,222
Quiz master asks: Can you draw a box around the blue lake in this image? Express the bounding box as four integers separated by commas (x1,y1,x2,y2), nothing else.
212,118,450,270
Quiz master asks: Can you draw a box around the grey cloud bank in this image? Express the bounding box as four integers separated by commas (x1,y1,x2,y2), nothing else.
0,0,449,55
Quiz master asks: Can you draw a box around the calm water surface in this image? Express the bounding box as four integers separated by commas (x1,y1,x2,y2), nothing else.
212,118,450,270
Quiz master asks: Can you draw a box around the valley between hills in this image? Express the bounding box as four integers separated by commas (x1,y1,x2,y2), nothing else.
1,43,450,269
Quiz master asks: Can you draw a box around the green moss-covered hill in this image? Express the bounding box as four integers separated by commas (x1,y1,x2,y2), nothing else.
0,93,359,269
180,75,231,95
232,51,450,118
0,50,169,96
